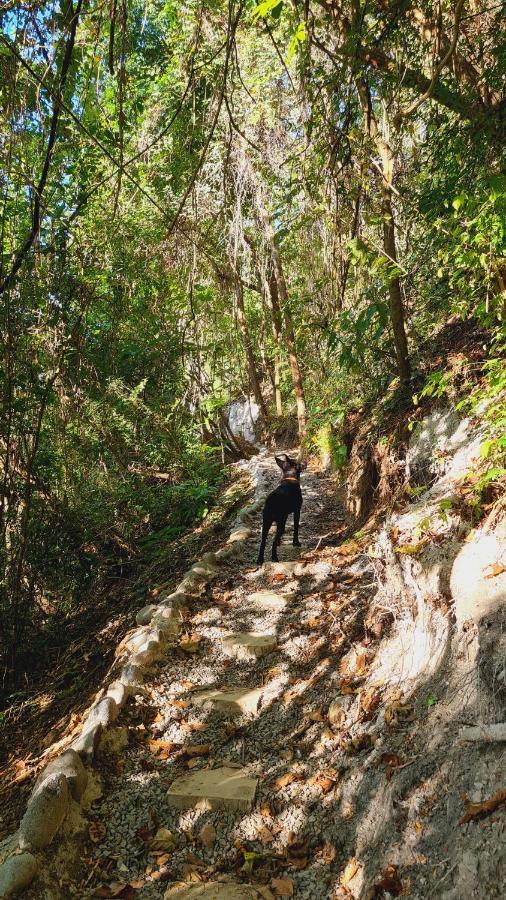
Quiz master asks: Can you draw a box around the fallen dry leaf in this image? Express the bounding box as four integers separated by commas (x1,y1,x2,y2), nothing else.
172,699,189,709
485,562,506,578
88,822,106,843
271,877,294,897
340,856,361,885
185,744,210,758
272,772,297,791
257,825,275,844
309,768,338,794
460,788,506,824
379,753,403,768
180,720,208,734
374,864,404,896
149,827,177,852
147,738,179,759
359,687,381,720
337,540,361,556
179,635,203,654
198,823,216,848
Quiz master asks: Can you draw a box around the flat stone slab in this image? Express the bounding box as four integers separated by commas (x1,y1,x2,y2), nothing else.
167,766,257,813
165,883,267,899
221,632,277,660
248,590,293,611
193,686,264,716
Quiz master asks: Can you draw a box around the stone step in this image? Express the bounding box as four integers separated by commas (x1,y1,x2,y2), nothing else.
167,766,257,813
164,882,269,899
248,589,293,611
193,686,264,716
221,632,277,660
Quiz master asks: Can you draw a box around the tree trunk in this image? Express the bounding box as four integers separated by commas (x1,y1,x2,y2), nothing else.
232,273,269,420
356,78,411,382
258,264,283,416
267,264,308,440
245,154,308,439
380,178,411,382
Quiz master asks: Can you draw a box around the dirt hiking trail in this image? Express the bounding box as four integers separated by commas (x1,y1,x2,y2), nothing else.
2,449,505,899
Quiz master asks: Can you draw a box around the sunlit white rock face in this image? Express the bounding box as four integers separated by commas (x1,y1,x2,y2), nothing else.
406,407,470,486
226,396,260,445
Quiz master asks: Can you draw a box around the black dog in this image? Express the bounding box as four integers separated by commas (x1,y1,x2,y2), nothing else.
257,454,305,565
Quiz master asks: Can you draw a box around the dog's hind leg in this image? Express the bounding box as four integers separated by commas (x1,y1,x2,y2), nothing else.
272,516,287,562
293,508,301,547
257,517,272,565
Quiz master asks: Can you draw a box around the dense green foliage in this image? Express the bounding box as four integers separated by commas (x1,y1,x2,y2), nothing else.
1,0,505,684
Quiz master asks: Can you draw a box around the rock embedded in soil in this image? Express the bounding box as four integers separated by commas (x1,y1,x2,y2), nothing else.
221,632,277,660
0,852,38,897
166,765,258,813
19,773,69,849
164,882,270,899
193,686,265,716
248,590,293,611
33,748,87,802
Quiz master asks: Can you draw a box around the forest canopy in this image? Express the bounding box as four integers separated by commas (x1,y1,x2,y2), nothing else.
0,0,505,685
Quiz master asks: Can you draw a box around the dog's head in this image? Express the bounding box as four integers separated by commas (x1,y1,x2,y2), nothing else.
275,453,306,479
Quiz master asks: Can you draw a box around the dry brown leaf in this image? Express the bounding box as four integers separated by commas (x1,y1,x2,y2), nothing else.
379,752,403,768
172,699,190,709
374,864,404,896
260,801,273,817
271,878,294,897
185,744,210,758
147,738,179,758
340,857,361,885
337,540,361,556
279,749,294,761
272,772,297,791
88,822,106,843
308,709,325,722
198,823,216,849
257,825,275,844
460,788,506,824
309,768,338,794
485,562,506,578
269,573,287,582
359,687,381,720
149,827,177,852
321,841,336,864
180,720,208,734
179,635,203,654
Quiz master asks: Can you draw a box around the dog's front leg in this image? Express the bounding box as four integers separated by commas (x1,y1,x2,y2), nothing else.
293,508,301,547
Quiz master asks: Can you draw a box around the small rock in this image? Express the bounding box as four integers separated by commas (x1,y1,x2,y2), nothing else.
0,853,38,897
33,749,87,802
19,773,69,849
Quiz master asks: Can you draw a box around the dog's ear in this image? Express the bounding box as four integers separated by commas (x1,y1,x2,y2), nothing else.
275,454,288,469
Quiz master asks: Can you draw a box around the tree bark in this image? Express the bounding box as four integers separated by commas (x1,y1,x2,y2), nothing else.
267,262,308,439
232,272,269,420
356,79,411,382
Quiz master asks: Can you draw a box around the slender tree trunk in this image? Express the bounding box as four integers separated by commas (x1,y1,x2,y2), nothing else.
244,152,307,439
268,264,308,440
356,79,411,382
232,273,268,419
258,264,283,416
